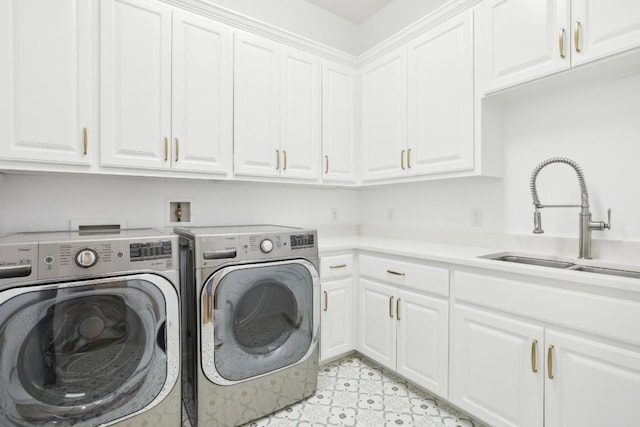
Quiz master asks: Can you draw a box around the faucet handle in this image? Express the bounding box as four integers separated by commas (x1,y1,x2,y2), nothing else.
605,208,612,230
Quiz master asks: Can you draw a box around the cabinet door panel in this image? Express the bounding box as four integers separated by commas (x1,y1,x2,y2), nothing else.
0,0,93,164
396,290,448,397
476,0,570,93
451,305,544,427
545,330,640,427
322,62,357,183
281,47,321,180
408,10,474,175
572,0,640,66
320,279,354,362
100,0,172,169
359,279,396,370
172,12,232,174
361,48,407,181
233,31,281,177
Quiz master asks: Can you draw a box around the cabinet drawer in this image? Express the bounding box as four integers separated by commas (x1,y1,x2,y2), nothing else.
454,270,640,346
321,254,354,280
359,254,449,297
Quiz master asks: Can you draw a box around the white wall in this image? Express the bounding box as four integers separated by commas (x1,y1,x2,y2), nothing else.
1,174,360,234
361,72,640,242
201,0,359,54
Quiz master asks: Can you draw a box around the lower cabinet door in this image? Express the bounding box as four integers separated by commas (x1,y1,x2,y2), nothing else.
359,279,396,370
396,289,448,397
544,329,640,427
451,304,544,427
320,278,354,362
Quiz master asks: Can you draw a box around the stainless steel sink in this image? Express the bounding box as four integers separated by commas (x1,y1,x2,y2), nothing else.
568,265,640,279
480,252,640,280
487,254,575,269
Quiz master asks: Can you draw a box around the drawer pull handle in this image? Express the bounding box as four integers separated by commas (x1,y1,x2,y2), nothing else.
323,291,328,311
386,269,405,276
396,298,401,321
389,296,394,318
547,345,554,379
531,339,538,373
330,264,347,269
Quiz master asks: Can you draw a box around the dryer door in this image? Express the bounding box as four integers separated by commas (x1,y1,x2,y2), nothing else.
201,259,319,384
0,273,179,427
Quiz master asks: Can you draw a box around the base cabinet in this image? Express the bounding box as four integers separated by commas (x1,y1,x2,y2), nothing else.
451,304,544,427
545,330,640,427
360,277,448,397
320,278,354,362
452,269,640,427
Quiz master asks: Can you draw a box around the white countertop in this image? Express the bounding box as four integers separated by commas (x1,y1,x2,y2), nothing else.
319,235,640,294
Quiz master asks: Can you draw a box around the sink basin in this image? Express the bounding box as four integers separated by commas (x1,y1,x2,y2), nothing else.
481,253,575,269
480,252,640,280
568,265,640,279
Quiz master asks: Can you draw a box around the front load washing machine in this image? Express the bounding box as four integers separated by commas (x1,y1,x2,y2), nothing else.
175,225,320,427
0,229,181,427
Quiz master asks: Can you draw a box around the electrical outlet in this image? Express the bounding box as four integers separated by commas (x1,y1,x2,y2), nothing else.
470,208,483,228
331,208,338,222
387,208,395,223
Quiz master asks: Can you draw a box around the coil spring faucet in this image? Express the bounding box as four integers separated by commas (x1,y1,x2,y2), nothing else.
529,157,611,259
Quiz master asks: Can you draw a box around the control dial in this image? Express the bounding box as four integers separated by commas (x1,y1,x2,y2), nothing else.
259,239,274,253
75,248,99,268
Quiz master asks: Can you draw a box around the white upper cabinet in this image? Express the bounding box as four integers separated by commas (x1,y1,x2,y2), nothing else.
280,47,321,180
571,0,640,66
234,31,281,178
171,11,232,174
477,0,640,93
322,62,357,183
100,0,172,170
407,10,474,176
476,0,570,93
234,32,321,181
0,0,95,165
361,47,408,181
101,1,233,174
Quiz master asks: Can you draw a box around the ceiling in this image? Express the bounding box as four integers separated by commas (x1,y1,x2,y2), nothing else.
305,0,395,24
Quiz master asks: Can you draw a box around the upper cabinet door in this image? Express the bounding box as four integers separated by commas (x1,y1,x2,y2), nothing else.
0,0,94,165
476,0,570,93
361,47,408,182
280,47,321,180
233,31,281,177
322,62,357,184
571,0,640,66
407,10,474,176
171,11,232,175
100,0,172,170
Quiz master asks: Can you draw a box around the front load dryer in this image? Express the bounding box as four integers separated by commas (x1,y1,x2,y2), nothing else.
0,229,180,427
175,225,320,427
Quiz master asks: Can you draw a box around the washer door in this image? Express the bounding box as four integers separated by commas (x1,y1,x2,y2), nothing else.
201,260,319,384
0,273,179,427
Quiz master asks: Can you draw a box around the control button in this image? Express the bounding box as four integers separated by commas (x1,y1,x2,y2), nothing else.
44,256,55,265
116,251,124,258
259,239,274,253
75,248,99,268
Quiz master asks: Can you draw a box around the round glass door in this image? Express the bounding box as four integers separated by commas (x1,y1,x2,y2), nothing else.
202,261,317,383
0,275,177,427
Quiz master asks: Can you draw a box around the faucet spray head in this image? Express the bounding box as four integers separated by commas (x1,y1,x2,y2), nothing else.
533,209,544,234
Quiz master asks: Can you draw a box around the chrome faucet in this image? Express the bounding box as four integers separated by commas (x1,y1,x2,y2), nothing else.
529,157,611,259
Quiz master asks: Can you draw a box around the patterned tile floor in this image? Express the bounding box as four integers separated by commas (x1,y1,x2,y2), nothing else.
183,354,487,427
